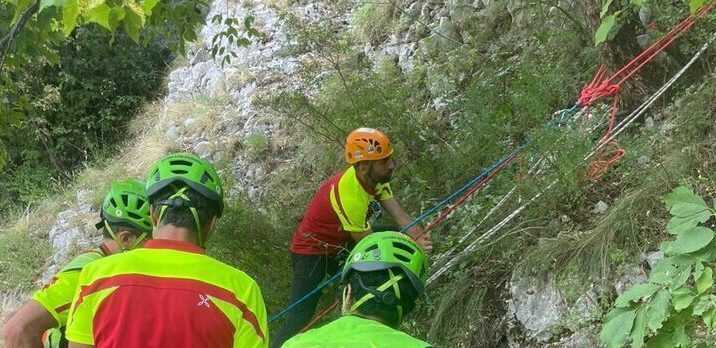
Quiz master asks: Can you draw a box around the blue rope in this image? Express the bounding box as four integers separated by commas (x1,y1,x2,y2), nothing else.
268,143,530,324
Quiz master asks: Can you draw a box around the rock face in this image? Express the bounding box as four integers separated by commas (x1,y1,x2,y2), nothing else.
40,189,100,285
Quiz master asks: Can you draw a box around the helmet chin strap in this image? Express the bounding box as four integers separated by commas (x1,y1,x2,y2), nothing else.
347,270,404,325
157,187,205,247
102,220,148,252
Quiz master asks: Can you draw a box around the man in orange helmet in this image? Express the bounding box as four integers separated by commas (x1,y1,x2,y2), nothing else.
272,127,432,347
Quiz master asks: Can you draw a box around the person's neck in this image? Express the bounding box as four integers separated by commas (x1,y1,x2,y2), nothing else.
355,169,378,194
154,224,199,245
101,239,121,255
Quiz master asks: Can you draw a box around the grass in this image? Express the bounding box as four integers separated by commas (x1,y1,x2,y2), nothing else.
352,2,396,45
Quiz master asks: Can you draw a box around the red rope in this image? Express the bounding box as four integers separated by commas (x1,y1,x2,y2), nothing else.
301,149,521,332
414,150,520,241
300,299,340,333
579,2,714,180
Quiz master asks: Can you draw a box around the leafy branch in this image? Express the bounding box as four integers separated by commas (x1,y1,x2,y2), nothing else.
599,186,716,347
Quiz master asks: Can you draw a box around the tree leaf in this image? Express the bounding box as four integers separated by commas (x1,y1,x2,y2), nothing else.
595,13,619,45
664,227,714,255
600,307,637,348
631,307,647,348
244,15,254,29
646,289,671,333
83,3,111,30
645,315,690,347
704,306,716,329
671,286,697,311
690,0,706,14
11,0,33,25
61,0,80,36
664,186,711,218
616,283,661,307
666,215,699,235
39,0,68,13
140,0,159,16
692,294,713,316
237,37,251,47
600,0,615,18
696,267,713,294
122,3,144,42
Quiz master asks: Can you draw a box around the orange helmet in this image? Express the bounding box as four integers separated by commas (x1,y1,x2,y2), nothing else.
345,128,394,164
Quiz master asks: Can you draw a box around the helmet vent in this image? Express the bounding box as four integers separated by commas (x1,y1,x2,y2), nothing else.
128,212,142,220
136,198,146,210
200,172,213,184
394,254,411,263
121,194,129,207
170,159,193,167
392,242,415,255
152,170,161,182
172,169,189,175
109,198,117,208
364,244,379,253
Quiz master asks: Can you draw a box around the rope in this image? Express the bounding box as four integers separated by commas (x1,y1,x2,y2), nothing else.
578,2,714,180
299,299,340,333
427,31,716,285
273,4,716,327
268,145,528,324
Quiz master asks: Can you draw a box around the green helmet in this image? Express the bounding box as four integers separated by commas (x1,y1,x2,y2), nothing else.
342,231,429,295
145,152,224,216
98,179,153,233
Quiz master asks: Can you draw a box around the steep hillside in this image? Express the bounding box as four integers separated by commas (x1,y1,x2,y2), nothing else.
2,0,716,346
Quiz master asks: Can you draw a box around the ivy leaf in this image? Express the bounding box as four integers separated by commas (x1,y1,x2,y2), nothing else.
600,307,637,348
615,283,661,307
696,267,713,294
595,13,619,45
646,289,671,333
664,227,714,255
631,307,647,348
671,286,697,311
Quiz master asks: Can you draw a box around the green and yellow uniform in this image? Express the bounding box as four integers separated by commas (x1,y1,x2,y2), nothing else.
282,315,431,348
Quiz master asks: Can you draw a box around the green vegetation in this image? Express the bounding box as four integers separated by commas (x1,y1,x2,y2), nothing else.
353,2,395,44
2,0,716,346
600,186,716,348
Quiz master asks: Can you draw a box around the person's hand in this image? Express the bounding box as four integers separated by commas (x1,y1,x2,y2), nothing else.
415,231,433,254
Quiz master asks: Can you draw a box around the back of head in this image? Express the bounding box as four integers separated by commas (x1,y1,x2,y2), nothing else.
145,153,225,247
96,179,153,249
341,231,428,327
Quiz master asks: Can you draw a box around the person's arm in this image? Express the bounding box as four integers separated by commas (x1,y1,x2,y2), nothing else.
3,300,57,348
380,197,433,253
